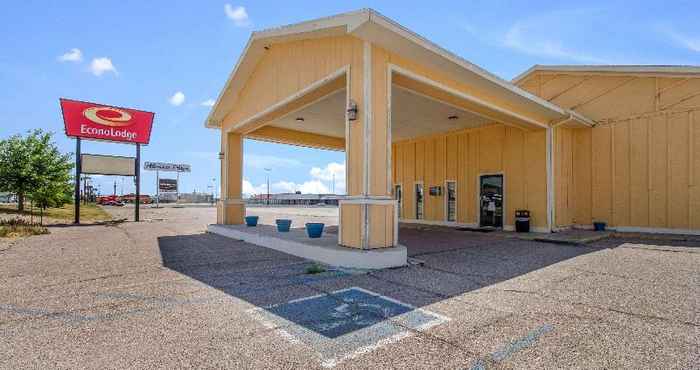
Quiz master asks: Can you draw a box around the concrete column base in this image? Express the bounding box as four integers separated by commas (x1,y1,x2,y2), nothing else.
339,198,397,249
218,199,245,225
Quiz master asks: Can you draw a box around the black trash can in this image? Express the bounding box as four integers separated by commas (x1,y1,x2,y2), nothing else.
515,210,530,233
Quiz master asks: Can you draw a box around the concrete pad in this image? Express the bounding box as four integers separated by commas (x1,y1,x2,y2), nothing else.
208,224,407,269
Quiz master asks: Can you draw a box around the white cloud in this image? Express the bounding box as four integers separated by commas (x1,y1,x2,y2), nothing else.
242,179,267,195
659,26,700,52
241,162,346,196
503,20,608,64
201,99,216,107
310,162,345,182
224,4,250,27
479,9,611,64
58,48,82,62
245,154,302,170
272,181,297,193
309,162,345,193
89,57,117,76
297,180,330,194
169,91,185,106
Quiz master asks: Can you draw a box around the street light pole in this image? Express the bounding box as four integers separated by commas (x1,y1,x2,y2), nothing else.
211,177,216,205
264,168,271,206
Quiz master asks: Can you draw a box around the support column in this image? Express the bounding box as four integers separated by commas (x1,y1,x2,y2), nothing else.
339,42,397,249
218,131,245,224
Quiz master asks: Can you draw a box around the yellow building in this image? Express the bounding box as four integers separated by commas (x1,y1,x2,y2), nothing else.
206,9,700,250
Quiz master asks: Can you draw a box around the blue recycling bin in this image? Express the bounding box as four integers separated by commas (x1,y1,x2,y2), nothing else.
305,223,325,238
245,216,259,227
276,219,292,232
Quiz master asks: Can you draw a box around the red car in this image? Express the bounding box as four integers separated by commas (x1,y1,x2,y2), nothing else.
104,200,125,207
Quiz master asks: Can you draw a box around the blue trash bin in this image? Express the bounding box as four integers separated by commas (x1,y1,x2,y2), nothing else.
305,223,325,238
245,216,259,227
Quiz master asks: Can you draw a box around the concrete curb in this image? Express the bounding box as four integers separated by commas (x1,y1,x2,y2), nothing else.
207,224,407,269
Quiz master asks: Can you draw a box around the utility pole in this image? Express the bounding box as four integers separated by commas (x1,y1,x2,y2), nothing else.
264,168,271,206
83,176,91,205
113,180,117,196
212,178,216,205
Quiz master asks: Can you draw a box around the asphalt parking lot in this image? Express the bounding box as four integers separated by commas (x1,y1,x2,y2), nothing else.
1,206,698,369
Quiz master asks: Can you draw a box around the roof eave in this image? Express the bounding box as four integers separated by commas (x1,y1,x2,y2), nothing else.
513,64,700,85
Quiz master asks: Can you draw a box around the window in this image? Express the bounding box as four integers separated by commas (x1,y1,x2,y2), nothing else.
446,181,456,222
415,183,424,220
394,184,402,218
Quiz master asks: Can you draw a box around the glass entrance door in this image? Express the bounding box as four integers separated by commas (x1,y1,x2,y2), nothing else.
479,175,503,228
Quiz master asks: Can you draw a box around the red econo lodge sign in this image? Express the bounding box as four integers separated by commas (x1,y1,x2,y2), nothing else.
60,98,154,145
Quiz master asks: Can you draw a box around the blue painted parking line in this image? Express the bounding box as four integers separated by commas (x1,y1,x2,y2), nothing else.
468,324,554,369
0,293,215,326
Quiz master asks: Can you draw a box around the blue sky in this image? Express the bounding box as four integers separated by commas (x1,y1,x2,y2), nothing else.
1,1,699,197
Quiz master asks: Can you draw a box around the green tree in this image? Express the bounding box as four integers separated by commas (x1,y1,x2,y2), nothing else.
0,130,73,213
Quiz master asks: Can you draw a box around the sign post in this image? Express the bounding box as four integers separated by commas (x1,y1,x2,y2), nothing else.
74,138,81,224
144,162,190,207
156,170,160,208
135,143,141,222
60,98,154,224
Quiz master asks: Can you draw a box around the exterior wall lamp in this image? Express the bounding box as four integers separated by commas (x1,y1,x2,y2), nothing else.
347,100,358,121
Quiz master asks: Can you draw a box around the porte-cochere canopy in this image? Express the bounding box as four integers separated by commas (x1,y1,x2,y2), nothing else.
206,9,595,249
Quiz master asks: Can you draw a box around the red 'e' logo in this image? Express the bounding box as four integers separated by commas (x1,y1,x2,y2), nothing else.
83,107,133,127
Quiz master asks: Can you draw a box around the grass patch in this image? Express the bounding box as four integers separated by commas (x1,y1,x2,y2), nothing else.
0,218,49,238
0,203,112,223
305,263,327,275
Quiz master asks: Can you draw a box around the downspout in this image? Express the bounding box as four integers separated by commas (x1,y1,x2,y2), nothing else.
546,125,554,233
547,113,595,232
546,114,575,233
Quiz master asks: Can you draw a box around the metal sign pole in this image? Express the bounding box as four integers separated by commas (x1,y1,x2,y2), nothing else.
156,169,160,208
135,143,140,222
74,138,81,224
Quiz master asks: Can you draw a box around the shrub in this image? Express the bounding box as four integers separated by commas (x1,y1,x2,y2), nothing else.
305,263,326,274
0,218,49,238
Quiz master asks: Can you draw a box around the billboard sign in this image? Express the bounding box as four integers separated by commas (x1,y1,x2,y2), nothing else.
144,162,191,172
159,178,178,193
60,98,154,145
80,154,135,176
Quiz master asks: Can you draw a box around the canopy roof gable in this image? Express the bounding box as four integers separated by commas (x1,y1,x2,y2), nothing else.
205,9,594,129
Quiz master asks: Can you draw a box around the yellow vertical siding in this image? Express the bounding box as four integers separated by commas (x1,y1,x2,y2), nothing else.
612,121,630,227
629,118,649,227
668,113,690,229
567,114,700,229
554,126,575,227
650,115,669,227
370,45,390,196
691,112,700,229
519,71,700,231
392,124,548,230
572,128,592,224
404,142,416,219
223,36,361,130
